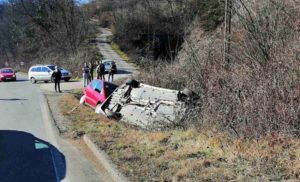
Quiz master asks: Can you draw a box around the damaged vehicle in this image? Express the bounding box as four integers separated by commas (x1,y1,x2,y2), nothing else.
96,79,200,130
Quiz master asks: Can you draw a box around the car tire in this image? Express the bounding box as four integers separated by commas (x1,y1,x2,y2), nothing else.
125,78,139,88
181,88,193,97
79,95,86,105
105,109,116,118
31,77,37,84
44,81,48,83
64,78,70,82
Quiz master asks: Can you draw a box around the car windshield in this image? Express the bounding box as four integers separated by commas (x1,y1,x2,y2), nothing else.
91,80,103,92
47,65,55,71
1,69,13,73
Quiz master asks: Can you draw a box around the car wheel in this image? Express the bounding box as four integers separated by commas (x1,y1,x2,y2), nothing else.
44,81,48,83
181,88,193,97
95,104,102,114
79,95,86,105
64,78,70,82
105,109,116,118
31,77,37,84
125,78,139,88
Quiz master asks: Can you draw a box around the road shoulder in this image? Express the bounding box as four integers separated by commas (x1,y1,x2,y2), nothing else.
44,90,122,182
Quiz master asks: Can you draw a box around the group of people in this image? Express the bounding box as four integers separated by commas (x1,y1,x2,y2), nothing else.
82,60,116,87
51,60,117,93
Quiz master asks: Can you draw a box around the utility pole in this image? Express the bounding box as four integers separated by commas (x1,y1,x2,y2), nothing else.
224,0,233,64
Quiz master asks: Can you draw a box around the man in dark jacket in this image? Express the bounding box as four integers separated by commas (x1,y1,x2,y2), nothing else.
52,66,62,93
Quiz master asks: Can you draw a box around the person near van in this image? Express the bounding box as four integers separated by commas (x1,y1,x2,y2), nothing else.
52,66,62,93
108,62,117,82
96,61,105,80
82,63,90,87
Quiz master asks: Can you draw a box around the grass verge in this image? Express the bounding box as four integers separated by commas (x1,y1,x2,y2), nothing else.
60,91,300,182
108,37,138,68
110,41,130,62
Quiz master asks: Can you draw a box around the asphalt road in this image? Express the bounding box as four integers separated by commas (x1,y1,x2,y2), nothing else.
0,74,105,182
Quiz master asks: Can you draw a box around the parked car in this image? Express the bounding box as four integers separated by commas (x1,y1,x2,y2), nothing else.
102,60,117,73
0,68,16,81
28,65,72,84
79,79,118,111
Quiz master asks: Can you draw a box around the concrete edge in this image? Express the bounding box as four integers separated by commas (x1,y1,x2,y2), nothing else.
38,89,71,182
83,134,128,182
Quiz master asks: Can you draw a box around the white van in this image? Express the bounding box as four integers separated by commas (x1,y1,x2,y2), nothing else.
28,65,71,83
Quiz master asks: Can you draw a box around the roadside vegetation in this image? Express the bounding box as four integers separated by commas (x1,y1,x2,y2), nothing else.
0,0,99,76
60,92,300,181
88,0,224,61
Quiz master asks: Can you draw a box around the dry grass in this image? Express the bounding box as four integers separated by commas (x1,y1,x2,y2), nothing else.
60,93,300,182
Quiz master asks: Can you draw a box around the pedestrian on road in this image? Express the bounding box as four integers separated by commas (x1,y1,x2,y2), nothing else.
52,66,62,93
96,61,105,80
108,62,117,82
82,63,91,87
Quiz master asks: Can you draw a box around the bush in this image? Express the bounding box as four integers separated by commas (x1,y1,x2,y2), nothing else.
139,0,300,138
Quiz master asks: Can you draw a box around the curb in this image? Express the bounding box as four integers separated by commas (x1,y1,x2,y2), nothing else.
83,134,127,182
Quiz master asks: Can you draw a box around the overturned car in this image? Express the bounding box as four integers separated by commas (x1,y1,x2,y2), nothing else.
96,79,200,130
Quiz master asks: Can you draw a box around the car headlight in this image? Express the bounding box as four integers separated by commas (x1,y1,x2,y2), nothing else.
12,75,16,77
0,75,4,78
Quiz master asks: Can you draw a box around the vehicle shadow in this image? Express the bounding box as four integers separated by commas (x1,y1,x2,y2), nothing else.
16,79,28,82
0,98,28,101
1,80,27,82
0,130,66,182
116,70,132,75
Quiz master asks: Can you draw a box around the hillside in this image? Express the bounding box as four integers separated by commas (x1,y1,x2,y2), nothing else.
139,0,300,138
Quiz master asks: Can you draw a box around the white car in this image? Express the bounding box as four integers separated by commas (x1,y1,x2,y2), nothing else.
28,65,72,84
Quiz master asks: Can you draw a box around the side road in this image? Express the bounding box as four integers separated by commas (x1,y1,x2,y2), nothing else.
97,28,139,79
40,28,139,92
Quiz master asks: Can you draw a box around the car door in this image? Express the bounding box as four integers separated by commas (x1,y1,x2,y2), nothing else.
35,67,42,80
86,80,103,107
41,66,52,80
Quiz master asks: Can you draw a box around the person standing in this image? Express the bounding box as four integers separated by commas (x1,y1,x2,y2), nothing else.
89,62,95,81
52,66,62,93
82,63,90,87
96,61,105,80
108,62,117,82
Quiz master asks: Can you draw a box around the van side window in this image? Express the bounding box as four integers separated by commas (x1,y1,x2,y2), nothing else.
31,67,37,72
36,67,42,72
41,67,48,72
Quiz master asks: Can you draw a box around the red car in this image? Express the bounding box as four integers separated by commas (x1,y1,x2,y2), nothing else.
0,68,16,81
79,79,117,111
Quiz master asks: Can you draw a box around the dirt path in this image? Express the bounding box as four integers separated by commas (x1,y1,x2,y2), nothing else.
97,28,139,80
40,28,139,92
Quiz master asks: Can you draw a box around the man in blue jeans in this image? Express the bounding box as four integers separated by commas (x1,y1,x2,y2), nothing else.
82,63,91,87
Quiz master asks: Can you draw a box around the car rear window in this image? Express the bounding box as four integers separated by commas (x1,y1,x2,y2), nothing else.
1,69,13,73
